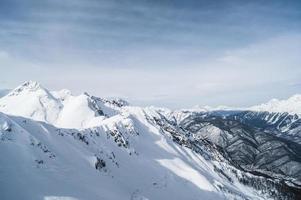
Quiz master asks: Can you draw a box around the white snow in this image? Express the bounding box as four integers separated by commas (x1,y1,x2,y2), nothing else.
250,94,301,115
0,81,62,123
0,81,272,200
187,94,301,116
158,158,214,191
0,81,122,129
0,109,265,200
55,94,104,128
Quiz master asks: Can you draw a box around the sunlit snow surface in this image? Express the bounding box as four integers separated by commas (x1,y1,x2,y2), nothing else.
1,81,295,200
158,158,214,191
0,111,239,200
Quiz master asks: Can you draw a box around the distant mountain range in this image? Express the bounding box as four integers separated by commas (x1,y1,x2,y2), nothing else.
0,81,300,200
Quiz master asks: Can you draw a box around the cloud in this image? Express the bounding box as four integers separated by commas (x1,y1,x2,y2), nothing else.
0,51,10,59
1,33,301,108
0,1,300,108
1,0,300,67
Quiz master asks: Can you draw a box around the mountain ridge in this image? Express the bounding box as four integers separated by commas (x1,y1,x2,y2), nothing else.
1,81,301,200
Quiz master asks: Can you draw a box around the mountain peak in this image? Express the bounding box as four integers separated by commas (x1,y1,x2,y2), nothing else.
0,81,126,129
250,94,301,115
19,80,40,89
8,80,46,96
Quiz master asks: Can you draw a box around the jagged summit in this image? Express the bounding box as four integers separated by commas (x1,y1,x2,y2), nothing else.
0,81,126,129
8,80,45,96
18,80,41,89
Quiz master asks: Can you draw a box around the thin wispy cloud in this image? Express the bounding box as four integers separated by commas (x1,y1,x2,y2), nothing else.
0,0,300,108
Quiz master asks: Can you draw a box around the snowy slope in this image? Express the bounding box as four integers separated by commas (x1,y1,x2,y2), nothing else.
0,109,266,200
0,81,273,200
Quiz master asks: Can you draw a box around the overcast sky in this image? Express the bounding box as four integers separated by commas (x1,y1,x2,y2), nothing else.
0,0,301,108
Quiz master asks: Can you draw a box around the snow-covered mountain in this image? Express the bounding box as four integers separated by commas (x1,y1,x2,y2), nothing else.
250,95,301,115
1,81,301,200
192,94,301,116
0,81,125,129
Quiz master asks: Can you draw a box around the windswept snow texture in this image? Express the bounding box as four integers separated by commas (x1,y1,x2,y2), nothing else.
1,81,301,200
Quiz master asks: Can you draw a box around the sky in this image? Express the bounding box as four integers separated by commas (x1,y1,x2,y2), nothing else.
0,0,301,108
